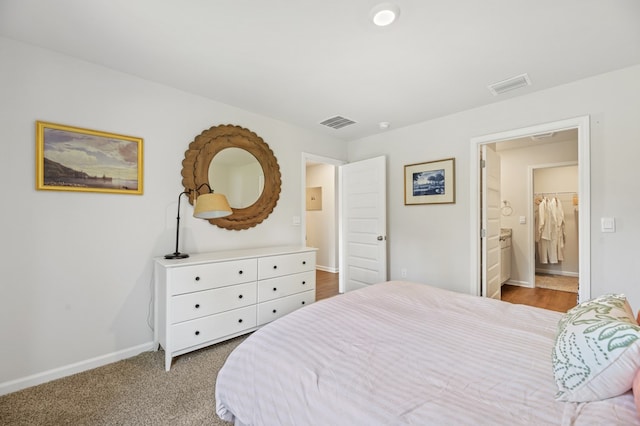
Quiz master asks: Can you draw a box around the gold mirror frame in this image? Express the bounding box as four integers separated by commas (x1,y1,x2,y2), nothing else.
181,124,281,230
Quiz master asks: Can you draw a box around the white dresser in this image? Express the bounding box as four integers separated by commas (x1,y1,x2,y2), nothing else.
154,246,317,371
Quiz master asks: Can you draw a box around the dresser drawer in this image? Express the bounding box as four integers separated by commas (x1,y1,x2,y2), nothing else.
258,271,315,302
171,305,257,352
258,251,315,280
171,282,257,323
257,290,315,326
168,259,257,295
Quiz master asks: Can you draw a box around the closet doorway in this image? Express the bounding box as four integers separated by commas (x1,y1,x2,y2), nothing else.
302,153,343,277
530,163,579,296
470,116,591,305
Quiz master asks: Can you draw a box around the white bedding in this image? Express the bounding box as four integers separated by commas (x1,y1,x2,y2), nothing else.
215,281,640,425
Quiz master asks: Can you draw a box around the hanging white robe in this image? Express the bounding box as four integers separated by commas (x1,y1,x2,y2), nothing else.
537,197,550,264
556,198,566,262
537,196,566,265
547,197,559,264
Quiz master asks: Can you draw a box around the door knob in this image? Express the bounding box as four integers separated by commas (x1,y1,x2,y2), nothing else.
377,235,384,241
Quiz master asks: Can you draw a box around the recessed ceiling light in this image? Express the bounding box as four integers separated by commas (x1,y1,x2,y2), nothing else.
371,3,400,26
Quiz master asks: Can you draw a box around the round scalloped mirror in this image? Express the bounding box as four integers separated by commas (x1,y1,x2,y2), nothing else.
181,124,281,230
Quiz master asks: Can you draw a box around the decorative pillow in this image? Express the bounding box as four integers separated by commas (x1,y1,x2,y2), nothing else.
552,294,640,402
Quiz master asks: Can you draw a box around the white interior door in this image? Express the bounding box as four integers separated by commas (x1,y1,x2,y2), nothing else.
482,144,502,299
339,156,387,293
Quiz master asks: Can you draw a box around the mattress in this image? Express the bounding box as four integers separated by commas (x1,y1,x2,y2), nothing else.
215,281,640,425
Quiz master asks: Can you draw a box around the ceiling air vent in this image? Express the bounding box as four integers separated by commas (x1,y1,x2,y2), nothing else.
531,132,556,141
488,73,531,96
319,115,357,129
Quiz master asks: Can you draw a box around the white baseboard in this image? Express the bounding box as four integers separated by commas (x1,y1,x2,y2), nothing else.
502,279,534,288
535,268,579,277
0,341,155,396
316,265,338,273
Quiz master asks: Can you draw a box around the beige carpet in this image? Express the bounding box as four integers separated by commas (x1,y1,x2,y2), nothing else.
536,273,579,293
0,335,248,425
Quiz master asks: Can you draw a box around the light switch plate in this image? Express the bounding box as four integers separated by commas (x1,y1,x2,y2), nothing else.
519,216,526,224
601,217,615,233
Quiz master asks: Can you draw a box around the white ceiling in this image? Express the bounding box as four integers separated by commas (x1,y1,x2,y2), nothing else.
1,0,639,141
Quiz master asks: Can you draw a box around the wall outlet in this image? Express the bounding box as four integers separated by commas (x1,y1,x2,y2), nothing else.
401,268,407,278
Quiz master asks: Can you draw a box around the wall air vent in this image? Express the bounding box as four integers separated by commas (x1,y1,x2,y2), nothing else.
488,73,532,96
319,115,357,129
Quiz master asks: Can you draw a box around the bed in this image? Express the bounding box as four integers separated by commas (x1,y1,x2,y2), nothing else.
215,281,640,425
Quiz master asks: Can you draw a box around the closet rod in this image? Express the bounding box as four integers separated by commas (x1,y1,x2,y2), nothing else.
534,191,576,195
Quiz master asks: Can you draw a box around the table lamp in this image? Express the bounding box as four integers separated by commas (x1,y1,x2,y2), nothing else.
165,183,231,259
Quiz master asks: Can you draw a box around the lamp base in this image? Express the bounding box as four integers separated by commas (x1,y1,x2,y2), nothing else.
164,252,189,259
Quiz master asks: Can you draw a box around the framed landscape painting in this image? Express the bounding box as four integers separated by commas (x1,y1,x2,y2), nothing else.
36,121,143,195
404,157,455,205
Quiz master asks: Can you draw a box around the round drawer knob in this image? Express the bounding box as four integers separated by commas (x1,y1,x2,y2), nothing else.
302,281,306,285
238,294,243,299
195,330,200,336
195,276,200,281
239,270,243,275
238,318,243,323
273,265,278,269
195,304,200,309
272,309,277,314
273,287,277,291
302,301,306,305
302,261,306,265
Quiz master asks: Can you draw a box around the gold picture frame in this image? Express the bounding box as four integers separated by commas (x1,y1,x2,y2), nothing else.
36,121,143,195
404,157,455,205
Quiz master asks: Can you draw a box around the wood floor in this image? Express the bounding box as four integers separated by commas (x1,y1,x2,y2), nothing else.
315,270,339,301
501,284,578,312
316,270,577,313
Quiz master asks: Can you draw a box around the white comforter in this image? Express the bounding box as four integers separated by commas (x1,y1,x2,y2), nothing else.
215,281,639,425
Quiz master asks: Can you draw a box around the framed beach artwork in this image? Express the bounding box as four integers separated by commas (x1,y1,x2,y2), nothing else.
36,121,143,195
404,157,455,205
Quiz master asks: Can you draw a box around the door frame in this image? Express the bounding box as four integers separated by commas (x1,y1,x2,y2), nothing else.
301,152,345,278
469,116,591,302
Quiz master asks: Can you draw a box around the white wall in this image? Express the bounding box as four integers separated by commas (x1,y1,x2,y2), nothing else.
305,163,337,272
348,64,640,310
0,37,347,394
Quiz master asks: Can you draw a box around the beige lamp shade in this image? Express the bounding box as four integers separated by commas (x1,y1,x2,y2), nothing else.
193,193,232,219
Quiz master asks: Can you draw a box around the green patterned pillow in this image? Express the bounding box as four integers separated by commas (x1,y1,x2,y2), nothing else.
552,294,640,402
